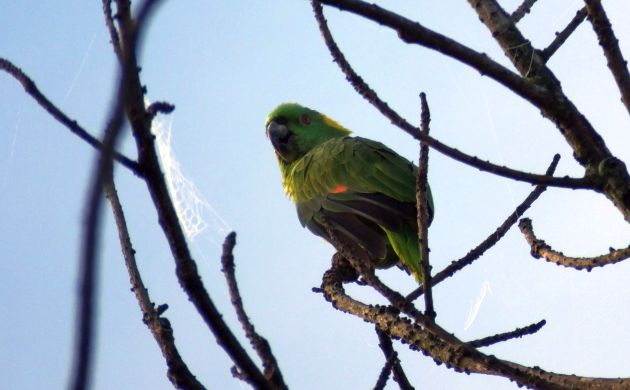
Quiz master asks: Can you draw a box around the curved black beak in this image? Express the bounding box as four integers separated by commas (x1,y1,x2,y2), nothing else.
266,119,297,163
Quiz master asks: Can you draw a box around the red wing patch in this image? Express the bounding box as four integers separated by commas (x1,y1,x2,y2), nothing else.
331,185,349,194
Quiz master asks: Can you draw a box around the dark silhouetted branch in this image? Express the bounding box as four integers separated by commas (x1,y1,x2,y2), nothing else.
375,328,415,390
102,0,123,62
519,218,630,270
541,7,588,62
407,155,560,302
70,2,165,390
311,0,592,190
148,101,176,119
221,233,287,389
584,0,630,117
511,0,538,23
416,93,434,319
0,58,141,175
468,319,546,349
104,176,205,390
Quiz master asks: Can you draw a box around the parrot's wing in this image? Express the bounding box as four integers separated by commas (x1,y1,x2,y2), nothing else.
291,137,431,270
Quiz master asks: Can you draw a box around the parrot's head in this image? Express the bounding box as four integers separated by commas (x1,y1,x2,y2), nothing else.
266,103,350,164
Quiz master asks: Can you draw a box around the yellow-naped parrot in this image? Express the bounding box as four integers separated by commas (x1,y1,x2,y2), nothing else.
266,103,434,281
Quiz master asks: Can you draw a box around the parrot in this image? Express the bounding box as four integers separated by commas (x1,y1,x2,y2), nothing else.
265,103,434,282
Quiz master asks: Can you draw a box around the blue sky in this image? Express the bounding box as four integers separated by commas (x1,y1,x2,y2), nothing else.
2,1,630,389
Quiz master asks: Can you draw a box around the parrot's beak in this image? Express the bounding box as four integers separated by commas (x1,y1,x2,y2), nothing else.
267,120,298,162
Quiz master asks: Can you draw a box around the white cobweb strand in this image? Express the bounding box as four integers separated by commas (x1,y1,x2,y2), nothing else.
151,116,231,243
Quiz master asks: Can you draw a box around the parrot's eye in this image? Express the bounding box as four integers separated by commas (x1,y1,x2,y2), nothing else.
299,114,311,126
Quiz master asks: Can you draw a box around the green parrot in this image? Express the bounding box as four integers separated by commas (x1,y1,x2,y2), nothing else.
266,103,434,282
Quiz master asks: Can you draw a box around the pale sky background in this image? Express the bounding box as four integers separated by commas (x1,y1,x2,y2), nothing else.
2,1,630,389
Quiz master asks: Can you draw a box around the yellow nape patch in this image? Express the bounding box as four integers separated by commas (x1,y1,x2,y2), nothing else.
323,115,351,134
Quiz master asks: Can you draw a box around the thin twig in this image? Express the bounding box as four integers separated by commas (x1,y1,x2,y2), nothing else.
468,320,546,348
407,155,560,302
511,0,538,23
416,93,434,319
375,328,415,390
104,176,205,389
0,58,141,175
102,0,123,62
541,7,588,62
584,0,630,117
311,1,591,190
221,233,287,389
519,218,630,270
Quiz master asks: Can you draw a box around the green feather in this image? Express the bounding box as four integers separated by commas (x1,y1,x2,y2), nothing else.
266,103,434,282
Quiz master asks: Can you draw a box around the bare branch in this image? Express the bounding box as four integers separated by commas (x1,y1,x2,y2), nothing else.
511,0,538,23
541,7,588,62
321,261,630,389
375,328,415,390
311,0,592,190
104,177,205,390
584,0,630,117
107,1,275,388
0,57,141,175
102,0,123,62
468,319,546,349
70,2,165,389
416,93,434,319
467,0,630,222
221,233,287,389
407,155,560,302
519,218,630,270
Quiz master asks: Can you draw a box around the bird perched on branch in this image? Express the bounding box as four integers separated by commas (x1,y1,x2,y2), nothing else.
266,103,433,282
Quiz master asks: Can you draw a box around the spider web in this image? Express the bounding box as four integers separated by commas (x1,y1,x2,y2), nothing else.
152,116,231,243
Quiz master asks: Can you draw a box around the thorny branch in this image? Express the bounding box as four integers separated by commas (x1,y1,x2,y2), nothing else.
321,260,630,390
519,218,630,270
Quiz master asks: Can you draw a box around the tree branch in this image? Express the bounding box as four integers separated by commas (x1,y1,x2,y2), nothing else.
407,154,560,302
0,57,141,175
104,176,205,390
584,0,630,117
416,93,434,319
511,0,538,23
311,0,592,190
468,319,546,349
375,328,415,390
540,7,588,62
109,1,275,388
466,0,630,222
321,260,630,389
221,233,287,389
519,218,630,270
70,2,164,389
